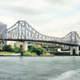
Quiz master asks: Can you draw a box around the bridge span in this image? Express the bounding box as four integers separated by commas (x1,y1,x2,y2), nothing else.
0,20,80,55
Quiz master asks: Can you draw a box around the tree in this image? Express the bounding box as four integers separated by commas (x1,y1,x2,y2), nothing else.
3,45,13,52
0,40,2,43
56,44,62,48
29,46,46,56
13,46,20,53
42,43,48,47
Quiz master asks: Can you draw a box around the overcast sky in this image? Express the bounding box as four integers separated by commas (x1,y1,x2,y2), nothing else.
0,0,80,37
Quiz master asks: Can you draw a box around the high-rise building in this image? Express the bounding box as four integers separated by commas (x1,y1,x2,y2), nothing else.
0,22,7,46
0,22,7,34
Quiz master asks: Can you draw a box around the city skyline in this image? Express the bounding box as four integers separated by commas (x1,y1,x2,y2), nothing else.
0,0,80,37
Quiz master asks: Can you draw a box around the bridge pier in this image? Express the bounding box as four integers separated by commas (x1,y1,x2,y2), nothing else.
16,41,28,51
70,46,79,55
23,41,28,51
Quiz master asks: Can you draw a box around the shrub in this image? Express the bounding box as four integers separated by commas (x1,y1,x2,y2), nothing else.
54,52,70,55
23,52,37,56
13,46,20,53
20,49,25,53
53,51,57,54
42,43,48,47
47,51,57,54
0,46,3,51
3,45,13,52
56,45,62,48
40,53,52,56
29,46,46,56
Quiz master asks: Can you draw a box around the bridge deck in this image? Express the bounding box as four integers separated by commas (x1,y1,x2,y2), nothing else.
0,39,79,46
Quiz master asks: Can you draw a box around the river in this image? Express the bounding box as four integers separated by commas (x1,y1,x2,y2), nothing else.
0,56,80,80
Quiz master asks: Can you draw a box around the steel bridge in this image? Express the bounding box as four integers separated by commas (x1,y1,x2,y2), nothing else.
0,20,80,46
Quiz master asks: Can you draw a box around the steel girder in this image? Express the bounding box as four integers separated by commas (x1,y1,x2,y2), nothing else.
0,20,80,45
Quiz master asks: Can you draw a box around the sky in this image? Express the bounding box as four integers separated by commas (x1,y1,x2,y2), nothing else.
0,0,80,37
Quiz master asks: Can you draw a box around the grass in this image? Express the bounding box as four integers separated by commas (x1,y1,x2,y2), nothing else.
0,52,15,55
40,53,54,56
23,52,37,56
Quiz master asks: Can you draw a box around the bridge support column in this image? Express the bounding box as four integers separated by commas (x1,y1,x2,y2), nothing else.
16,41,23,48
16,41,28,51
76,46,79,55
70,47,73,55
23,41,28,51
70,46,79,55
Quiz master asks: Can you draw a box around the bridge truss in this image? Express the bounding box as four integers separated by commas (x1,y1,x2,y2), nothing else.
0,20,80,46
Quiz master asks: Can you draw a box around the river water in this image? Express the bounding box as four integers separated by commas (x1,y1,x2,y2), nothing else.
0,56,80,80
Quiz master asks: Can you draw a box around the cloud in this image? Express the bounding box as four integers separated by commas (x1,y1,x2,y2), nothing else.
0,0,80,37
47,0,80,6
47,0,80,10
38,11,80,37
0,1,43,16
7,7,42,15
0,0,49,11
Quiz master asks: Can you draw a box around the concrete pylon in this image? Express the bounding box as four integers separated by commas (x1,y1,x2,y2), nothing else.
23,41,28,51
70,46,79,55
16,41,23,48
76,46,79,55
70,46,73,55
16,41,28,51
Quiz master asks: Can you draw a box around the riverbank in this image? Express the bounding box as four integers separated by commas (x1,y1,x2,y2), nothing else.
0,51,79,56
0,54,80,57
